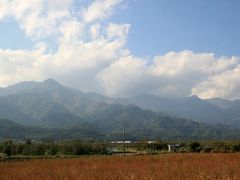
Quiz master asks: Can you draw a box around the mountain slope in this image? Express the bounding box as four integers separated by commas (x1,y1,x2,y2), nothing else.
85,104,240,140
0,101,33,124
114,94,229,124
0,79,231,125
0,81,38,96
207,98,233,109
84,93,240,129
0,79,106,128
84,93,232,125
1,79,240,140
28,79,108,117
0,119,45,140
0,119,102,141
1,93,84,128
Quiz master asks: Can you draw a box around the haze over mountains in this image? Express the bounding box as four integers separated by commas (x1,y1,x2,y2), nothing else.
1,79,240,141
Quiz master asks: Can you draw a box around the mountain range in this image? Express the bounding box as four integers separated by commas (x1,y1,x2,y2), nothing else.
1,79,240,141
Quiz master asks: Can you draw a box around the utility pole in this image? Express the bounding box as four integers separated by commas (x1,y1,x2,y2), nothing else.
26,127,31,156
123,128,125,156
223,119,225,141
27,127,30,140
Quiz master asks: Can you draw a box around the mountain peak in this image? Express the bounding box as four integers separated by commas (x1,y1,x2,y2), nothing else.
43,78,59,84
190,95,201,100
37,79,64,91
42,79,62,86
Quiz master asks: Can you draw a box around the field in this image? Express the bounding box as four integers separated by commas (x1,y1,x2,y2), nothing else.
1,153,240,180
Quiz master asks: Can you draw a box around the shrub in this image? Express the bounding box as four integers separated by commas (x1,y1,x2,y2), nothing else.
190,142,202,152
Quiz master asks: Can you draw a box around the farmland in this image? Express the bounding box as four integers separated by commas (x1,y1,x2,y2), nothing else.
1,153,240,180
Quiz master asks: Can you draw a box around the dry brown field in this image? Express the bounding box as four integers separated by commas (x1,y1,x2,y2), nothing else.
1,153,240,180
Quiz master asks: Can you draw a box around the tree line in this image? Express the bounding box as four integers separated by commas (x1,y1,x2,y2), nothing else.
1,140,240,157
0,139,108,157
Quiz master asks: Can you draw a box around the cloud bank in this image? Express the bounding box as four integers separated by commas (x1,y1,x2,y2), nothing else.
0,0,240,99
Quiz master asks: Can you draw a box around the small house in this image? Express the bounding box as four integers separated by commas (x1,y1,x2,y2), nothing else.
168,144,180,152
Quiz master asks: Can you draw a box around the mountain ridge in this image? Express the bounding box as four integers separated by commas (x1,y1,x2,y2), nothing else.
1,79,240,141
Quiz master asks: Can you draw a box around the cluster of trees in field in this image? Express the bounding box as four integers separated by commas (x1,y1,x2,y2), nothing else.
111,141,240,154
144,141,240,153
0,140,108,157
1,140,240,157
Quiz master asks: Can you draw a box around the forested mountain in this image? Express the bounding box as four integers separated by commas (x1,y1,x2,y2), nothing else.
0,118,103,141
83,104,240,140
118,94,229,124
1,79,240,141
87,93,240,127
206,98,233,109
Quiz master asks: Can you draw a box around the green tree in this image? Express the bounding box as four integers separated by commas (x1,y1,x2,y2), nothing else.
3,140,13,156
190,142,202,152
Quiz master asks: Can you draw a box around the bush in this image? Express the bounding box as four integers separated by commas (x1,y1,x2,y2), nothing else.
190,142,202,152
231,144,240,152
2,140,14,156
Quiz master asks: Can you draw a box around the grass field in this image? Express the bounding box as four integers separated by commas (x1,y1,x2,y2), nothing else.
1,153,240,180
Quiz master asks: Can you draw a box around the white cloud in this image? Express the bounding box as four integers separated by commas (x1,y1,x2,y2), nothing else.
150,51,238,77
59,20,84,43
98,56,146,96
0,0,74,40
90,23,102,39
95,50,240,98
0,0,9,20
148,51,240,98
192,66,240,99
0,47,49,85
0,0,240,99
107,23,130,40
82,0,122,23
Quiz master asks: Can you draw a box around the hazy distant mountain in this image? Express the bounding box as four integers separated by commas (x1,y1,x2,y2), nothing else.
0,81,38,96
29,79,108,117
226,100,240,116
0,79,106,128
207,98,233,109
1,92,83,128
84,93,233,125
83,92,240,128
112,94,229,124
84,103,240,140
1,79,240,140
0,101,33,124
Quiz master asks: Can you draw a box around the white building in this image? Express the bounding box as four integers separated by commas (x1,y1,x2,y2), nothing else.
168,144,180,152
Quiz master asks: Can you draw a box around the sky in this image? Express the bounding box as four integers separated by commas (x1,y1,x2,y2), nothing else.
0,0,240,99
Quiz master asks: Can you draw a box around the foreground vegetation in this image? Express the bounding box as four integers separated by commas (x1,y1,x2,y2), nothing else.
1,140,240,158
1,153,240,179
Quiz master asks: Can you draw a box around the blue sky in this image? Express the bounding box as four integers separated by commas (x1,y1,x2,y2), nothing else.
111,0,240,57
0,19,33,49
0,0,240,99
